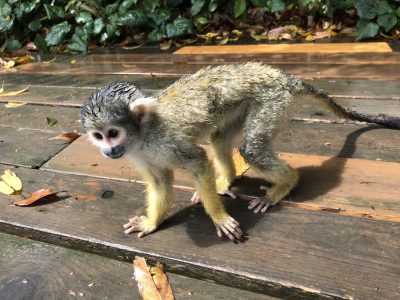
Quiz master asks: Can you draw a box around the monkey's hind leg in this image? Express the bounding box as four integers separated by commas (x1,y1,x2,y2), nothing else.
240,99,298,213
124,168,173,238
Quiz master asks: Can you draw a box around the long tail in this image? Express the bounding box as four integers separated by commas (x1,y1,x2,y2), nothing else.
300,82,400,130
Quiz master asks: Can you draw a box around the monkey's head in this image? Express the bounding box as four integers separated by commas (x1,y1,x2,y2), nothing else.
80,82,154,159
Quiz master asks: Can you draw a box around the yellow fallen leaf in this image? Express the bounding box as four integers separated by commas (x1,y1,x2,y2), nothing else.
232,149,250,177
159,40,172,51
14,55,35,65
216,37,229,45
231,29,244,37
70,59,77,64
0,86,29,97
305,34,316,41
0,58,15,69
0,181,15,195
150,262,174,300
122,43,145,50
1,169,22,193
5,102,26,108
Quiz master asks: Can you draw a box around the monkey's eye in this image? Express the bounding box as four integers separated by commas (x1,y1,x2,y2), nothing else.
108,129,119,138
93,132,103,140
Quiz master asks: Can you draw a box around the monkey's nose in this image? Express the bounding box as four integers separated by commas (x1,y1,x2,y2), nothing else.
102,145,125,159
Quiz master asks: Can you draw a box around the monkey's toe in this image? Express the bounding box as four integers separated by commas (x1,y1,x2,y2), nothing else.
215,216,243,241
248,198,271,213
191,192,201,204
123,215,146,234
217,188,237,199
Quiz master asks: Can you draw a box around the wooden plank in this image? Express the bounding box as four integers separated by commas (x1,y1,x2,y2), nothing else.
2,62,400,80
0,127,71,168
173,43,393,54
0,232,273,300
42,130,400,222
0,104,83,132
0,167,399,299
68,52,400,65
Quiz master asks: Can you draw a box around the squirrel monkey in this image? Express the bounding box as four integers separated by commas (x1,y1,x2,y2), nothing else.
80,62,399,240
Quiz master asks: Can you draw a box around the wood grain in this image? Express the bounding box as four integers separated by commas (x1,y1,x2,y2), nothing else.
0,167,398,299
42,130,400,222
0,232,273,300
173,43,393,54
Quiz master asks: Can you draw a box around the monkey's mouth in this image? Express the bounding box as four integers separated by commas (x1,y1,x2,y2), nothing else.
102,145,126,159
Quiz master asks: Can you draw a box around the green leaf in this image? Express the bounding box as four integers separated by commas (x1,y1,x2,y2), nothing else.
300,0,314,6
14,0,40,19
34,34,49,53
271,0,285,12
356,20,379,40
116,10,147,27
76,12,93,24
118,0,137,14
149,9,171,25
44,4,65,20
208,0,218,12
234,0,247,18
195,16,208,26
45,21,71,46
46,117,58,127
105,1,120,15
250,0,269,6
397,7,400,18
0,14,14,32
376,1,393,15
355,0,376,20
5,38,21,52
93,18,105,35
143,0,160,12
148,27,165,42
166,18,193,38
0,3,12,16
28,20,41,32
191,0,206,15
377,14,397,32
67,34,87,53
165,0,183,8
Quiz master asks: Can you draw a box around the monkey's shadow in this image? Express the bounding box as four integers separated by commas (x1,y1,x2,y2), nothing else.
161,125,382,247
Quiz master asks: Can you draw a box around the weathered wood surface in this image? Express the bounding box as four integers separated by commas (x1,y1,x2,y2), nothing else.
0,127,71,168
0,103,82,132
0,232,273,300
0,167,399,299
42,134,400,222
3,61,400,80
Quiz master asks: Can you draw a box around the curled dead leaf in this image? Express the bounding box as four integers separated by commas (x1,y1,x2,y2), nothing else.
0,58,15,69
134,257,174,300
14,55,35,65
5,102,27,108
159,40,172,51
232,149,250,177
43,57,57,64
49,132,81,142
13,189,72,206
0,169,22,195
216,37,229,45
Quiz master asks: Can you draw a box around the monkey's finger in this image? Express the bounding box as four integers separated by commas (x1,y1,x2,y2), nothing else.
218,189,237,199
124,226,139,234
260,202,271,213
215,225,222,238
260,185,269,191
248,198,261,210
254,201,267,213
225,223,243,239
191,192,201,204
227,216,240,227
220,224,236,241
138,231,150,238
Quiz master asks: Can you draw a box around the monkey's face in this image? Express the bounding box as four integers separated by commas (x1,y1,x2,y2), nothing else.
87,125,129,159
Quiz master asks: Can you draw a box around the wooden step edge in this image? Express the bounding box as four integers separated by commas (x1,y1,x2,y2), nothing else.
0,219,345,300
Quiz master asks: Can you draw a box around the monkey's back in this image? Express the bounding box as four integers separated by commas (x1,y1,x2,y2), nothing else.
154,63,292,135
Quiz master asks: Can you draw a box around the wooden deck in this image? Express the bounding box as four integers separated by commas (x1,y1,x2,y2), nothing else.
0,45,399,299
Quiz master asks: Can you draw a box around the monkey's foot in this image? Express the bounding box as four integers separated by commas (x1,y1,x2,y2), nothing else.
215,216,243,241
191,189,236,204
123,215,157,238
248,185,272,213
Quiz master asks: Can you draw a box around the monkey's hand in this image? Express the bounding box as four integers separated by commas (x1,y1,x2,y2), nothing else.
191,189,237,204
214,215,243,241
248,185,272,213
123,216,158,238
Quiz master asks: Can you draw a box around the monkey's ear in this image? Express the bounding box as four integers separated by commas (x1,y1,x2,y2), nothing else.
129,98,154,124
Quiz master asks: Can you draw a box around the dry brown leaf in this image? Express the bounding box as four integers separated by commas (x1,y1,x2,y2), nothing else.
150,262,174,300
267,26,285,39
49,132,81,142
159,40,172,51
13,189,68,206
133,257,161,300
232,149,250,177
0,86,29,97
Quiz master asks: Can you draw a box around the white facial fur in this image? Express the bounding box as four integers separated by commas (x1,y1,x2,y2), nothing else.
88,125,127,151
